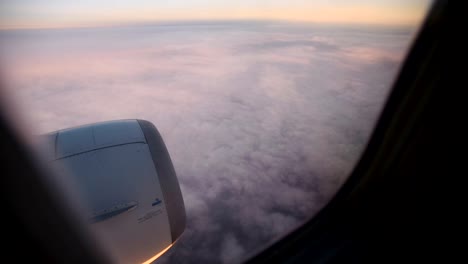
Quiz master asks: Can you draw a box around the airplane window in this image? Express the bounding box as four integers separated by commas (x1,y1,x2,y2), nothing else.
0,1,431,263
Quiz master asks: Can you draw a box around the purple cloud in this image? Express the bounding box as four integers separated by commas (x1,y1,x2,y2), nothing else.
0,22,415,263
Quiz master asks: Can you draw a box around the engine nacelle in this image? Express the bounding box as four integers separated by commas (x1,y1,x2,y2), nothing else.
40,120,185,263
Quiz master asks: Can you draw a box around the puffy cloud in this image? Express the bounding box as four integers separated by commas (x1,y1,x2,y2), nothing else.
220,233,246,264
0,22,414,263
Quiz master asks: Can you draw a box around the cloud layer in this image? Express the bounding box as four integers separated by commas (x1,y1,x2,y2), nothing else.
0,22,414,263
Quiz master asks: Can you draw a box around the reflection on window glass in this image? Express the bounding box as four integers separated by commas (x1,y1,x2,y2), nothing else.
0,1,430,263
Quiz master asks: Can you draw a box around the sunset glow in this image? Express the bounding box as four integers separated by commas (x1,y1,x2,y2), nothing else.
1,0,430,29
142,243,173,264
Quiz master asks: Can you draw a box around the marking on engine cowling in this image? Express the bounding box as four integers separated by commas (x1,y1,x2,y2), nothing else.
89,201,138,224
138,209,162,223
152,198,162,206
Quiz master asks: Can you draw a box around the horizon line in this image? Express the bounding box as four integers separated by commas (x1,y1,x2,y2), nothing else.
0,18,422,31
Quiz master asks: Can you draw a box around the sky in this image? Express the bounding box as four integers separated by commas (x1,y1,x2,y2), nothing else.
0,0,430,29
0,19,424,263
